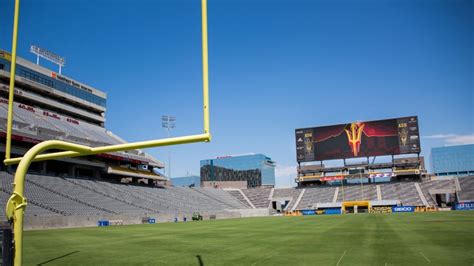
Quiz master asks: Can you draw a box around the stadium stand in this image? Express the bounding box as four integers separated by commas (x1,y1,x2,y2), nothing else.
1,171,473,225
420,179,456,206
256,178,474,210
337,184,375,202
0,189,56,216
0,171,253,220
226,190,253,208
272,188,301,210
241,187,272,208
1,50,473,228
458,176,474,201
0,50,164,185
272,188,300,199
0,101,156,164
380,182,424,206
1,172,106,216
295,186,336,210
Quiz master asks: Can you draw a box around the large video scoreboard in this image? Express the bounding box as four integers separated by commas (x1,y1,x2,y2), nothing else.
295,116,420,162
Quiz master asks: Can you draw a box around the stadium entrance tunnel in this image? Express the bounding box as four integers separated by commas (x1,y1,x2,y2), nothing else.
342,201,370,214
432,191,457,208
271,199,290,213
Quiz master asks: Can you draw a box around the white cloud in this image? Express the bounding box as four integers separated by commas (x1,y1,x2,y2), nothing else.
444,135,474,145
275,165,297,188
423,133,474,145
424,134,457,139
276,165,296,178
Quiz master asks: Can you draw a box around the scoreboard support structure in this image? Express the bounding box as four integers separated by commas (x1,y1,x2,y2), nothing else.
296,154,425,187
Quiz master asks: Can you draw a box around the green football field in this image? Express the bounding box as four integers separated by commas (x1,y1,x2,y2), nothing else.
23,211,474,265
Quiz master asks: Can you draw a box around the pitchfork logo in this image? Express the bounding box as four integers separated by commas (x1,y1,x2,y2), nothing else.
344,122,365,157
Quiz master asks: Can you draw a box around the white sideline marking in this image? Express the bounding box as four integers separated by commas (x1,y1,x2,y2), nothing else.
251,251,278,265
336,250,347,266
419,252,431,263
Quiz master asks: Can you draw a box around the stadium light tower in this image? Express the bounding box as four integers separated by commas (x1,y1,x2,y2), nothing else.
162,115,176,178
30,45,66,74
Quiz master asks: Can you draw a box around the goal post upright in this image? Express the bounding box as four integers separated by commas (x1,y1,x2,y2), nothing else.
5,0,20,160
4,0,212,265
202,0,210,135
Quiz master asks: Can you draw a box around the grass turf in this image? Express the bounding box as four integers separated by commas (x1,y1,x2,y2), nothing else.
23,211,474,265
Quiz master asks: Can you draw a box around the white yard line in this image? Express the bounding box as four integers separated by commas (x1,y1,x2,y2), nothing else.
251,251,278,266
419,252,431,263
336,250,347,266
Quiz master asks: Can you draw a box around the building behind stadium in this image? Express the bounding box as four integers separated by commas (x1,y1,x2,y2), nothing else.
431,144,474,177
171,175,200,187
200,154,276,188
0,50,165,184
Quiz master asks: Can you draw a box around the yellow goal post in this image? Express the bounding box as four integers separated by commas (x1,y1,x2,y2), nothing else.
3,0,212,265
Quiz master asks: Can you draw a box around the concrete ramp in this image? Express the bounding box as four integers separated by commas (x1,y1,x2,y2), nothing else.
454,177,462,191
268,188,274,200
414,183,429,206
267,188,275,208
333,187,339,202
376,185,382,201
291,189,305,211
239,189,256,209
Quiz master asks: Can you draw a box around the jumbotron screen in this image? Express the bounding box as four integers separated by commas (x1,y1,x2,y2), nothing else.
295,116,420,162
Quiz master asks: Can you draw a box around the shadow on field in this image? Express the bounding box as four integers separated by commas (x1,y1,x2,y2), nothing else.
37,251,79,265
196,255,204,266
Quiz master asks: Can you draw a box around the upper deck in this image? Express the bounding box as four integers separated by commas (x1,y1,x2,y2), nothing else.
0,50,107,109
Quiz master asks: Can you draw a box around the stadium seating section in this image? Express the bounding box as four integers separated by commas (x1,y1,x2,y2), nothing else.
2,171,472,220
458,177,474,201
0,101,160,165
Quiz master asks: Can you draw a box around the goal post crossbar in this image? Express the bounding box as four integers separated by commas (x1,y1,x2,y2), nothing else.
4,0,211,265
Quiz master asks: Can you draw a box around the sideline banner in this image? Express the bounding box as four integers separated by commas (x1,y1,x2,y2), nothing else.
301,210,316,215
392,206,415,213
369,206,392,214
455,202,474,211
325,208,341,215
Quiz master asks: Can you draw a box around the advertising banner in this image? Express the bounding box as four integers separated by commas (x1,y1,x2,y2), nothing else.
455,202,474,211
301,210,316,215
320,176,344,181
324,208,342,215
369,173,396,179
295,116,420,162
392,206,415,213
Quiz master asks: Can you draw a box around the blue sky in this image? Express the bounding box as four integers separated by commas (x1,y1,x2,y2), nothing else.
0,0,472,187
